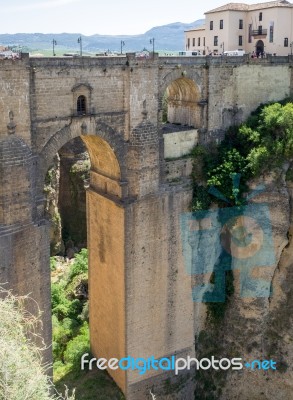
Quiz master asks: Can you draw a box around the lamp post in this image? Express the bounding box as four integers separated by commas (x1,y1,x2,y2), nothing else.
150,38,155,58
121,40,125,55
52,39,57,56
220,42,225,54
78,36,82,56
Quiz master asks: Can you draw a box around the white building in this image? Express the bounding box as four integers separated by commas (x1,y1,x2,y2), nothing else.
185,1,293,56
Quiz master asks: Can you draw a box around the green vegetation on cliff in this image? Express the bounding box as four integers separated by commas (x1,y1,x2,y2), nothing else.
52,249,89,379
51,250,125,400
191,99,293,210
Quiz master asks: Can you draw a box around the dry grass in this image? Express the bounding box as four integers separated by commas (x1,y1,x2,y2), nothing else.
0,288,75,400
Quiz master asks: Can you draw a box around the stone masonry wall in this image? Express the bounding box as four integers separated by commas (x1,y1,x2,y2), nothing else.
207,63,291,140
125,185,195,400
0,55,293,400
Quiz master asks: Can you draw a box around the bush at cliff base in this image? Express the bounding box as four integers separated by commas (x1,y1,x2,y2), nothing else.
0,289,75,400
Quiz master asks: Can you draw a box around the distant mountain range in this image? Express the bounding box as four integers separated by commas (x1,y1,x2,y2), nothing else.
0,20,205,54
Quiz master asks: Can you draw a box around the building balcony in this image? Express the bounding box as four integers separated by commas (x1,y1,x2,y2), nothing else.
251,29,267,37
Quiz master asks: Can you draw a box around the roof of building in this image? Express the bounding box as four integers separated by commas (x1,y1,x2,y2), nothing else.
205,1,293,14
184,25,206,32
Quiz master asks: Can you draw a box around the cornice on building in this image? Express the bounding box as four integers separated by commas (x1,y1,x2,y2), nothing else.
205,0,293,15
184,25,206,33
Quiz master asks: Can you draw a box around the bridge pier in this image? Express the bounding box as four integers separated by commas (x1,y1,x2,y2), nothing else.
86,187,196,398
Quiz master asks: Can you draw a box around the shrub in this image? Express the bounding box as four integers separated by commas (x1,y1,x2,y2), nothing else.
63,323,90,370
51,282,72,320
50,257,58,271
68,249,88,280
0,289,75,400
191,100,293,209
51,249,89,377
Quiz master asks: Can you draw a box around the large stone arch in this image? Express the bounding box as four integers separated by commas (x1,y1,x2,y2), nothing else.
158,68,203,109
157,71,204,160
166,77,201,127
36,117,127,203
34,117,128,391
158,70,203,129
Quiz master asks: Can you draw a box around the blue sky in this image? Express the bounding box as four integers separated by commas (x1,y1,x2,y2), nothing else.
2,0,260,35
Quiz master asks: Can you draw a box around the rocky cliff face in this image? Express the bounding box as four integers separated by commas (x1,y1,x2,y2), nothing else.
44,137,90,256
44,154,64,255
194,168,293,400
58,137,89,252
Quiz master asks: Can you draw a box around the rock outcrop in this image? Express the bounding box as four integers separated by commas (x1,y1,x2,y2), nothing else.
44,154,64,255
194,168,293,400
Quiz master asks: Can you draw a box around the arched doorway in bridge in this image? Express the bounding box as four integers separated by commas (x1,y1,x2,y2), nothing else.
41,127,126,395
163,77,201,127
161,77,201,159
256,40,264,56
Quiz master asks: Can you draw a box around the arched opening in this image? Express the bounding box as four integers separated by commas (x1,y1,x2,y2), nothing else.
163,77,201,127
161,77,200,159
44,137,90,255
77,95,87,115
58,137,89,251
43,132,125,398
255,40,264,56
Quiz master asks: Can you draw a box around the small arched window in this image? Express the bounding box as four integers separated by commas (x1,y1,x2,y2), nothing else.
77,95,86,115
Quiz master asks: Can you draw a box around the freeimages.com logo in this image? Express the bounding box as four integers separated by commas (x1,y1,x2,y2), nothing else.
180,174,276,301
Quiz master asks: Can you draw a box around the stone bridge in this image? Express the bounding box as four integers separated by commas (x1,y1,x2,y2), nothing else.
0,53,292,399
